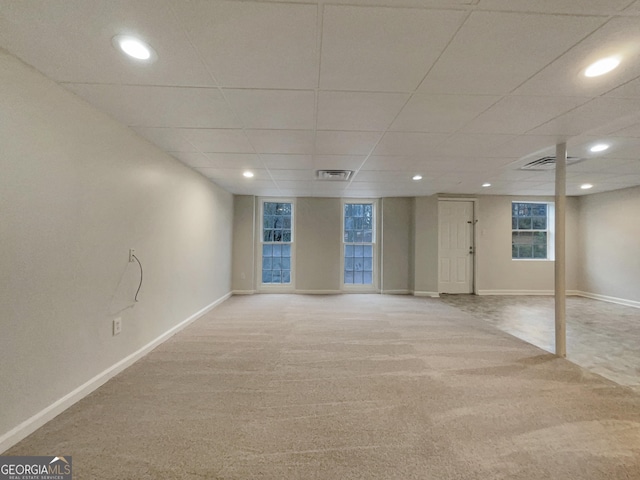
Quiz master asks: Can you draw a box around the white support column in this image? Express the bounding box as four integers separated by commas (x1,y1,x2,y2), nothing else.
555,143,567,358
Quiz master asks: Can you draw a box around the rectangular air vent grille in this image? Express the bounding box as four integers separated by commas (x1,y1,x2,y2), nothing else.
520,156,583,171
316,169,353,181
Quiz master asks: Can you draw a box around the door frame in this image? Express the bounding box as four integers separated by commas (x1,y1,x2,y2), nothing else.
437,198,478,295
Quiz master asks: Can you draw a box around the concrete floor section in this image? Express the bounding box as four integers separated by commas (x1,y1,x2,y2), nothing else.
5,294,640,479
440,294,640,393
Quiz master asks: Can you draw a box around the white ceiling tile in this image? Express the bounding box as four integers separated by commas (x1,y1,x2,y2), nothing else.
352,171,419,183
515,18,640,97
477,0,632,14
65,84,240,128
211,178,280,196
175,1,318,89
199,153,264,170
566,158,639,173
247,130,315,154
390,94,500,133
418,11,606,95
269,170,314,181
461,96,590,134
317,91,409,131
320,6,466,91
625,0,640,12
195,168,270,181
361,156,426,171
179,129,253,153
261,154,313,170
610,122,640,138
528,97,640,136
421,156,515,172
315,131,381,155
487,135,563,159
372,132,448,156
223,89,315,130
132,127,197,152
606,76,640,99
169,151,211,168
313,155,366,170
0,0,215,86
431,133,515,157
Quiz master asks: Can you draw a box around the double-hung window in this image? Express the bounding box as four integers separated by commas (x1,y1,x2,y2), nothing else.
261,201,293,285
512,202,554,260
343,202,375,286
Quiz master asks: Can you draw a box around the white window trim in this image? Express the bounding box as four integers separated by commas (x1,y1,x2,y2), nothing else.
340,199,379,293
511,201,555,262
257,197,296,292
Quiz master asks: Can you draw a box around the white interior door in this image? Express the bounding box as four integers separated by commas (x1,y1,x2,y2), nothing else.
438,200,474,294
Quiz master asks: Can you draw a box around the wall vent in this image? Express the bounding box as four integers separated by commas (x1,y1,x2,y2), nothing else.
316,169,353,181
520,156,583,171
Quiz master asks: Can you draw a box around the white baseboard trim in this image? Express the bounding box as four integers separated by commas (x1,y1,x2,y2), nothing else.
0,291,232,454
381,289,411,295
413,291,440,298
574,291,640,309
232,290,255,295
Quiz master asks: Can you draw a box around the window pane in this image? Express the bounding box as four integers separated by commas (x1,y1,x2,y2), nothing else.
345,257,354,270
263,244,272,257
533,232,547,245
533,245,547,259
345,245,354,257
272,244,281,256
282,244,291,257
282,270,291,283
263,257,272,270
532,216,546,229
282,257,291,269
363,272,372,284
263,230,273,242
272,270,281,283
345,270,354,284
518,245,533,258
354,272,364,283
363,257,372,270
363,245,373,257
354,245,363,257
518,217,532,229
262,270,272,283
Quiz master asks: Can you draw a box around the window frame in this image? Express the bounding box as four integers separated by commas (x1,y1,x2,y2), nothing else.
511,201,555,261
257,198,296,291
340,199,379,292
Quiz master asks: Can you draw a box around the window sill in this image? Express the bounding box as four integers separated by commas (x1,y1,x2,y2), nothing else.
511,258,555,262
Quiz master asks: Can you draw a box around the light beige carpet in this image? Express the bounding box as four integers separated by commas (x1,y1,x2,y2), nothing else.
6,294,640,479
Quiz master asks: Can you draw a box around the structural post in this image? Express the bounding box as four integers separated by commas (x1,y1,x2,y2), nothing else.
555,143,567,358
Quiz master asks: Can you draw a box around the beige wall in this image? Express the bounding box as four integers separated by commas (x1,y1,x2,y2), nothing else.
381,198,413,293
476,195,579,293
577,186,640,302
0,52,233,442
232,195,255,292
413,196,439,294
295,197,342,292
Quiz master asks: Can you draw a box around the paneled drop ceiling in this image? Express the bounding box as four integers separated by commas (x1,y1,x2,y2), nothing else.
2,0,640,197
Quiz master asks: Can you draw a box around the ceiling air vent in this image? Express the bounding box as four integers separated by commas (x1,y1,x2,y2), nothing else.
316,169,353,181
520,156,583,171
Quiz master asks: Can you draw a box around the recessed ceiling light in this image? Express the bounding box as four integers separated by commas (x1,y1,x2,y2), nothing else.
482,182,491,187
112,35,157,62
590,143,609,153
412,175,423,181
243,171,254,178
584,56,620,77
581,183,594,190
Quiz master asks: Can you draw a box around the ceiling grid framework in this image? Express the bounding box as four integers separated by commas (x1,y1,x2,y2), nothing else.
1,0,640,197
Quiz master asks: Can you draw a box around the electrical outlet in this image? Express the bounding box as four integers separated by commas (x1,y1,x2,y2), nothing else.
113,318,122,336
129,249,135,262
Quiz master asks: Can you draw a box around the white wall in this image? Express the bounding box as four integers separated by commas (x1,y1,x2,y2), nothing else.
578,186,640,303
0,51,233,446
